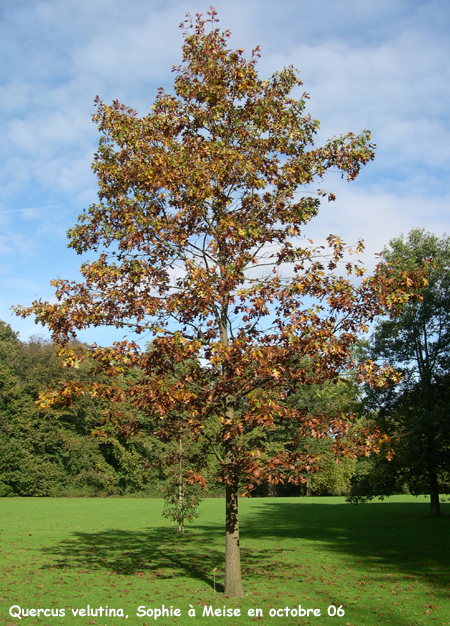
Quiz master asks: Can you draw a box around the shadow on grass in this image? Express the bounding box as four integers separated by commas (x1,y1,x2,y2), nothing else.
40,500,450,596
41,525,227,592
241,500,450,588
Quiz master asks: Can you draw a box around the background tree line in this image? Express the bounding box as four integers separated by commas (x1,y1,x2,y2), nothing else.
0,319,359,498
0,322,164,497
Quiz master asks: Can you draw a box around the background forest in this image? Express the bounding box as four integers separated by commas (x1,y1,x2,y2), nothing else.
0,318,357,498
0,320,159,497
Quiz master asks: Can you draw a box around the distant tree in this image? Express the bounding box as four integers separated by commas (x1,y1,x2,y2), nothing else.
350,229,450,516
252,378,361,497
297,380,360,496
16,11,423,595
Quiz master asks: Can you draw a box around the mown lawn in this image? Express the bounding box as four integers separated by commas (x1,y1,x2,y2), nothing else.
0,496,448,626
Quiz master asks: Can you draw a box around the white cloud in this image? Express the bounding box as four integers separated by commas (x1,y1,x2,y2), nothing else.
0,232,39,256
306,183,450,270
258,28,450,183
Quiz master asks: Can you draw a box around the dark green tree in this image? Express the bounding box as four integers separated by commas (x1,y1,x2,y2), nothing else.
248,377,362,497
351,229,450,516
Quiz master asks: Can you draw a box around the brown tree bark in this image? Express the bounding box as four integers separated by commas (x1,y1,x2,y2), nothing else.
429,471,441,517
220,307,244,596
177,438,184,534
224,480,244,597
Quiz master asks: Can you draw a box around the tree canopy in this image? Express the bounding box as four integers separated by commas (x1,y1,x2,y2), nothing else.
16,10,424,595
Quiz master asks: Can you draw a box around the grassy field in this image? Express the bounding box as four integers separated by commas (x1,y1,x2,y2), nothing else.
0,496,448,626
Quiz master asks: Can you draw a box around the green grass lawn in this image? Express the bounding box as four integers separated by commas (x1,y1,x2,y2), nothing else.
0,496,448,626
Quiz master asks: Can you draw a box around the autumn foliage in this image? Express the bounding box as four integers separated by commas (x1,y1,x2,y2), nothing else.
16,9,426,596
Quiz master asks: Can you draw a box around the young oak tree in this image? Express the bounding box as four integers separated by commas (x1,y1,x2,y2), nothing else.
160,436,204,535
17,10,425,596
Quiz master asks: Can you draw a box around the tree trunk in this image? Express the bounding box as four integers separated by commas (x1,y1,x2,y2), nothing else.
429,471,441,517
219,312,244,596
177,438,184,534
306,475,311,497
224,481,244,597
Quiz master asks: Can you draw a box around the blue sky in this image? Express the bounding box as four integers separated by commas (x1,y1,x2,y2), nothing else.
1,0,449,346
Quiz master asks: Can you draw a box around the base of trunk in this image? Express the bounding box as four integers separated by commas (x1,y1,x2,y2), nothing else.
430,472,441,517
224,483,244,597
430,489,441,517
